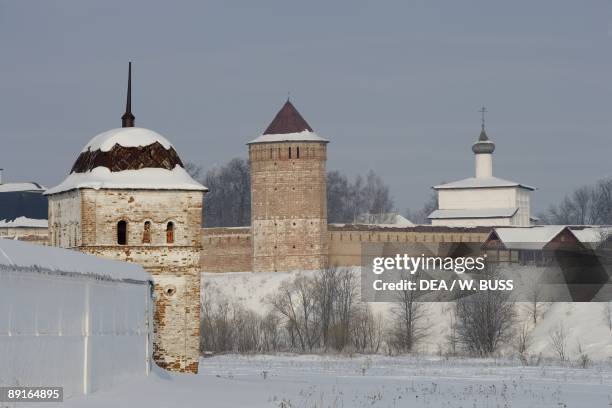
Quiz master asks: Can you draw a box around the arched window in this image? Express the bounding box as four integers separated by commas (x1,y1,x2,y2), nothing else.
166,222,174,244
142,221,151,244
117,220,127,245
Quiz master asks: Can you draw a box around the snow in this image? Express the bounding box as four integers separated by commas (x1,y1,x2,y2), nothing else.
429,207,518,219
81,127,173,152
202,269,612,360
572,226,612,248
45,165,207,195
247,130,329,144
434,176,535,190
0,182,45,192
490,226,567,250
0,238,151,282
0,216,48,228
47,355,612,407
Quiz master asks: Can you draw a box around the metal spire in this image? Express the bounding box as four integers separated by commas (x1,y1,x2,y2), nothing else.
478,106,487,130
121,62,135,128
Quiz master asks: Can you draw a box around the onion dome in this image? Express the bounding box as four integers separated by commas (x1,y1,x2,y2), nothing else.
248,100,328,144
45,63,206,195
472,127,495,154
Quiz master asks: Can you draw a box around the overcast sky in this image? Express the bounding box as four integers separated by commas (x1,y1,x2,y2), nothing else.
1,0,611,214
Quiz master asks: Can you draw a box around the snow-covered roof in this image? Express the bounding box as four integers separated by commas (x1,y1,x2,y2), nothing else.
249,100,329,144
81,127,173,152
0,238,151,282
488,226,567,250
570,227,612,248
45,165,207,195
428,208,518,219
354,213,415,227
0,182,45,193
0,216,48,228
248,130,328,144
433,176,535,191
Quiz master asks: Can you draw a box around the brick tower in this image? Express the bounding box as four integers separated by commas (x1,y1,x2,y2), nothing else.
46,64,207,373
248,100,329,272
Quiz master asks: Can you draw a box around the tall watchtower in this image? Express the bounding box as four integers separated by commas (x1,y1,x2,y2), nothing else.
248,100,329,272
46,64,207,373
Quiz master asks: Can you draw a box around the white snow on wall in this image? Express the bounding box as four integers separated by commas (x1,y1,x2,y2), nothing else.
0,241,153,397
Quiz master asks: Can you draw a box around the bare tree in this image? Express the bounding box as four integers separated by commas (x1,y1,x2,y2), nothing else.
186,158,251,227
455,271,516,356
351,306,384,353
267,275,320,352
548,323,568,362
326,169,394,223
515,323,532,365
576,342,591,368
405,192,438,225
388,271,430,352
603,302,612,332
539,177,612,225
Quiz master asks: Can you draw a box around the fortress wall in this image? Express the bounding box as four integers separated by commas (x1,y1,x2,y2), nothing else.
201,227,252,272
328,226,492,266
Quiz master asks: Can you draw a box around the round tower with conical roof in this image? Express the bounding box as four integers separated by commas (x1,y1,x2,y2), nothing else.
248,100,329,272
46,64,207,373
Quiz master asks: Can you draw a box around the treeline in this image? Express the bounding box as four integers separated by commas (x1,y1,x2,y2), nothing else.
539,178,612,225
200,267,517,357
187,159,396,227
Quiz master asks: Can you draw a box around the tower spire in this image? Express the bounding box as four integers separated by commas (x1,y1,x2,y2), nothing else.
121,62,135,128
478,106,487,130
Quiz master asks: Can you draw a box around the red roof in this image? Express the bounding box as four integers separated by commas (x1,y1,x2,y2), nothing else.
263,101,313,135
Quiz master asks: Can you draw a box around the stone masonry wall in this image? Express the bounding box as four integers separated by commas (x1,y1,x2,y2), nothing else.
49,188,204,373
201,227,252,272
249,142,328,272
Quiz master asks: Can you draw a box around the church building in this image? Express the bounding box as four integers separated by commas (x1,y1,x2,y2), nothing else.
428,115,535,227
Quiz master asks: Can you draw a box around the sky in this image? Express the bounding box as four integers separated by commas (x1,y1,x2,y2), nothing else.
1,0,611,214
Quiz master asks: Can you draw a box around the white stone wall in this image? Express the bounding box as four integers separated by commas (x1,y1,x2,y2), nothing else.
47,190,82,248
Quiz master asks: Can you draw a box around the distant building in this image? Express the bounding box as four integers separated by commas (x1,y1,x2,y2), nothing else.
0,172,48,243
428,122,535,227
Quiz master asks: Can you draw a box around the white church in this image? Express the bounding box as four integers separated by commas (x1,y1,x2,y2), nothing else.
428,119,535,227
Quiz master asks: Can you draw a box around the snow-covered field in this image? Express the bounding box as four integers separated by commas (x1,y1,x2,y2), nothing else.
202,271,612,360
49,354,612,407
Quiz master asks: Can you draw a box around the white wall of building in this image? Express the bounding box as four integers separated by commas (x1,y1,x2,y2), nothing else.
0,265,152,398
438,188,517,210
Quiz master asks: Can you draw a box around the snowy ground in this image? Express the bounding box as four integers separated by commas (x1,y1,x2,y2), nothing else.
202,271,612,360
46,354,612,408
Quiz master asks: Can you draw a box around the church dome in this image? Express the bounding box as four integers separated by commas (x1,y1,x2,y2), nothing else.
45,63,206,195
472,128,495,154
70,127,183,173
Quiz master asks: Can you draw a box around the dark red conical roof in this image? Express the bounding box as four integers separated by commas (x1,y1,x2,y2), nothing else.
263,100,313,135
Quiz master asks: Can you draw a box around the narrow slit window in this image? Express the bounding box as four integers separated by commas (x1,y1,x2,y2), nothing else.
117,220,127,245
166,222,174,244
142,221,151,244
296,146,300,158
289,147,292,159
